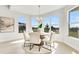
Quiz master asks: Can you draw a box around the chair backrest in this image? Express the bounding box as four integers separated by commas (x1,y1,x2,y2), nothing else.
43,32,53,42
29,32,41,44
49,32,53,41
23,31,30,41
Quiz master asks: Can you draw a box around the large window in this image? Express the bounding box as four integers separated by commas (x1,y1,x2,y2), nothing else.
43,16,59,33
50,16,59,34
69,9,79,38
31,17,38,32
18,16,26,33
43,16,50,33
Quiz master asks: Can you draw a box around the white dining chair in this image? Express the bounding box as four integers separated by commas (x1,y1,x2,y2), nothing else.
43,31,55,51
23,31,30,47
29,32,43,51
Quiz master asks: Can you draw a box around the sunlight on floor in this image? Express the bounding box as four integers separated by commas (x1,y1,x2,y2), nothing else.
0,39,79,54
10,40,24,44
72,51,77,54
54,42,59,48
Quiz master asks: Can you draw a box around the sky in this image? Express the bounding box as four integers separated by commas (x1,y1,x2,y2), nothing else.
18,16,59,27
31,17,39,27
31,16,59,27
18,11,79,28
18,16,26,23
70,11,79,27
43,16,59,27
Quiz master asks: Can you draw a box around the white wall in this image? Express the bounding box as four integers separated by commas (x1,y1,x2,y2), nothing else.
57,5,79,52
42,8,64,42
0,5,79,52
54,5,79,52
0,6,30,42
43,5,79,52
64,6,79,51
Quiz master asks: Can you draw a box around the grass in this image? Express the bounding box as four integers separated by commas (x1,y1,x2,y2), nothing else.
69,31,79,38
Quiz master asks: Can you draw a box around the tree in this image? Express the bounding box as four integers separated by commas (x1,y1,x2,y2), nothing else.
51,25,56,31
44,24,50,32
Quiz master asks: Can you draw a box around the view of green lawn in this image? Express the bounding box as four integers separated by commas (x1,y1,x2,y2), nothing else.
69,31,79,38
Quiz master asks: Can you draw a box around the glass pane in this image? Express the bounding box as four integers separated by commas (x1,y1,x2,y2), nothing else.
50,16,59,34
31,17,38,32
69,11,79,38
18,16,26,33
43,16,50,33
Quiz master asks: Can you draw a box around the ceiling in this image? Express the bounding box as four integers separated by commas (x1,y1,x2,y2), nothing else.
70,6,79,12
9,5,66,15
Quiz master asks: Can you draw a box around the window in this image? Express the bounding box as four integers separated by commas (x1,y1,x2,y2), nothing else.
43,16,50,33
31,17,38,32
69,10,79,38
18,16,26,33
50,16,59,34
43,16,60,33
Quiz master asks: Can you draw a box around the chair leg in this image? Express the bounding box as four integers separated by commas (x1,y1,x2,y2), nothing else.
31,44,34,50
24,42,26,47
39,46,41,51
30,43,32,50
53,41,55,48
50,45,51,51
30,43,34,50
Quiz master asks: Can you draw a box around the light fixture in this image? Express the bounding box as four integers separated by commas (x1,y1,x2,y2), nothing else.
38,5,42,23
38,5,40,18
7,5,10,9
37,5,42,28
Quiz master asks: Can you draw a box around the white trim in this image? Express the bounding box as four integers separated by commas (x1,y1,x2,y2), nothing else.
67,6,79,12
67,5,79,37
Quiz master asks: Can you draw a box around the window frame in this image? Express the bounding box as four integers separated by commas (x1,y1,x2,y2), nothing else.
43,16,60,34
68,6,79,39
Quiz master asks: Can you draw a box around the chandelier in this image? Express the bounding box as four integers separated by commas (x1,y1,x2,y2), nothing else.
38,5,42,23
37,5,42,28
